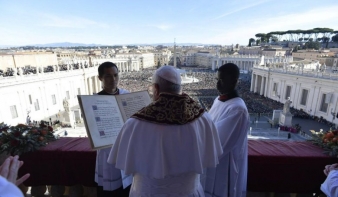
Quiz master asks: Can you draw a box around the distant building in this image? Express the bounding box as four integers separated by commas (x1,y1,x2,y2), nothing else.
153,50,171,66
212,55,293,71
292,50,336,66
0,49,159,125
0,66,98,125
0,53,58,70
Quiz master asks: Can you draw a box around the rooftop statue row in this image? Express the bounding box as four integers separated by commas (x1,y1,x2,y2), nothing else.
0,63,95,77
253,62,338,80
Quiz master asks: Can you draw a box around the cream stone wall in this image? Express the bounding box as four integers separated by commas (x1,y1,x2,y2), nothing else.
239,47,262,55
0,55,15,70
141,53,155,68
0,67,97,125
0,54,58,70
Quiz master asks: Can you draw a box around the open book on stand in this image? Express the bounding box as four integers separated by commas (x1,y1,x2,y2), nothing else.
78,91,151,149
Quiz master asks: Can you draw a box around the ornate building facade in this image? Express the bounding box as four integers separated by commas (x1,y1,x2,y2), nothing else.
212,55,294,71
0,52,156,126
0,65,104,126
251,64,338,126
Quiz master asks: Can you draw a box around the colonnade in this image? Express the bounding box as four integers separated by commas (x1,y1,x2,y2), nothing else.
250,73,269,97
212,58,257,71
91,59,140,72
85,75,102,95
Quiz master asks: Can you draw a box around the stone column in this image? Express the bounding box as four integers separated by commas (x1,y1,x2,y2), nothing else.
250,74,255,92
260,77,265,95
254,74,258,93
93,76,98,94
83,77,88,95
88,77,93,95
264,77,268,97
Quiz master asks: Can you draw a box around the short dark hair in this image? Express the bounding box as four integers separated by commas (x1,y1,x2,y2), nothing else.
98,62,118,77
218,63,239,80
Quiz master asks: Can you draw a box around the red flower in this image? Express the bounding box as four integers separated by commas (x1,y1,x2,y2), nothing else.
40,130,47,136
0,127,8,132
47,126,53,132
10,140,20,146
30,129,38,134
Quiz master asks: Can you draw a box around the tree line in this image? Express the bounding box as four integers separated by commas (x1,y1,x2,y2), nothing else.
248,28,338,48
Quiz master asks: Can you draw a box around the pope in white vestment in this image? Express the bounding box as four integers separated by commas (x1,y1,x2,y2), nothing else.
108,66,223,197
0,176,24,197
203,63,250,197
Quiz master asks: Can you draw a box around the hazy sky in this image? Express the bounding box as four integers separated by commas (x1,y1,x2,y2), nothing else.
1,0,338,46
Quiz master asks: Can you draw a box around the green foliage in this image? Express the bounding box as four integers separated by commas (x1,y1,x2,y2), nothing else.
309,130,338,157
271,36,278,42
0,123,57,156
248,38,255,47
256,39,261,45
303,41,320,50
255,33,267,42
253,28,336,43
332,34,338,43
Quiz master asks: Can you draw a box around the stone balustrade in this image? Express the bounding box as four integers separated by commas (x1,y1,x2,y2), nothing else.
254,65,338,80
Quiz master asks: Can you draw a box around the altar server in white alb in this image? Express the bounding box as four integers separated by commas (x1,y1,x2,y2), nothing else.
95,62,131,197
204,63,250,197
108,65,223,196
321,163,338,197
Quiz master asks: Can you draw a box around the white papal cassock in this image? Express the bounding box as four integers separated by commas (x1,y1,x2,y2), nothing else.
95,88,131,190
321,170,338,197
203,97,249,197
108,93,223,197
0,176,24,197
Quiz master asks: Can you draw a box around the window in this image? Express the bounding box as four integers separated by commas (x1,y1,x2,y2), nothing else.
52,94,56,105
10,105,18,119
285,86,291,99
272,83,278,96
29,95,32,104
66,91,70,99
34,99,40,111
300,89,308,105
319,94,328,113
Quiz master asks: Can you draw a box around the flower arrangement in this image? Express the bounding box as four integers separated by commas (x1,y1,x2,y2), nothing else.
0,122,57,156
310,129,338,157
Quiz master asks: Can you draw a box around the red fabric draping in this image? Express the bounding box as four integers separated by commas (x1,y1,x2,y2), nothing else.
18,137,338,193
19,137,97,187
248,140,338,193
